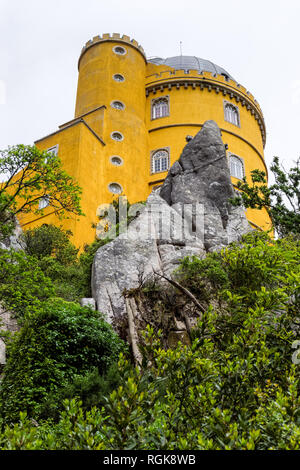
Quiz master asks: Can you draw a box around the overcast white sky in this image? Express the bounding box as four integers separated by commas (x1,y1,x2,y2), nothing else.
1,0,300,175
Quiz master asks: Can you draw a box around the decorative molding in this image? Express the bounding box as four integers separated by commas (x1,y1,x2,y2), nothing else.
151,95,170,120
223,99,241,128
227,152,245,180
145,78,266,147
150,147,170,175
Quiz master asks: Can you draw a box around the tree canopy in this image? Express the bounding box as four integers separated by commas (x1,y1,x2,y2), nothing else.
231,156,300,237
0,145,83,240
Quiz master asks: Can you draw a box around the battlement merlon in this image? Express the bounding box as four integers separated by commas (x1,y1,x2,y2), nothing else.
78,33,147,69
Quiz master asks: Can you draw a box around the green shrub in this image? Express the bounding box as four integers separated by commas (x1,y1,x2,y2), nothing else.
0,232,299,450
23,224,78,265
0,248,54,318
0,298,127,423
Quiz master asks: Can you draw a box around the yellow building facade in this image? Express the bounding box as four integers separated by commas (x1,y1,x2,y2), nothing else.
21,33,271,249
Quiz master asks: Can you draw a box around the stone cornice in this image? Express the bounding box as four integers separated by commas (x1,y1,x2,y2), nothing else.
146,77,266,148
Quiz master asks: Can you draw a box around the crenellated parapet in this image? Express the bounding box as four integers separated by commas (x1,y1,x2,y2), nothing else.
145,69,266,147
78,33,146,69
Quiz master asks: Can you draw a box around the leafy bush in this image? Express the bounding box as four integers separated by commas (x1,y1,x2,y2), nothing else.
0,298,127,423
0,232,299,449
23,224,78,265
0,248,54,318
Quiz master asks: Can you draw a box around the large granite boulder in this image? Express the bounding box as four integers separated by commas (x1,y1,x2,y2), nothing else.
92,120,251,324
160,120,249,250
92,190,206,324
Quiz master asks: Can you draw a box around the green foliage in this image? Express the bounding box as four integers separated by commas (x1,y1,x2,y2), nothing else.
0,248,54,318
0,298,127,423
231,156,300,237
0,145,83,240
0,232,299,449
23,224,78,264
59,363,123,410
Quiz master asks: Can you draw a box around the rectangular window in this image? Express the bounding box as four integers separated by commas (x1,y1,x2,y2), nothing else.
47,145,59,156
45,145,59,163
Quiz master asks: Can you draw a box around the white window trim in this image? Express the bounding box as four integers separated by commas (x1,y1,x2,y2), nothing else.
150,147,170,175
110,100,125,110
46,144,59,156
151,96,170,120
110,155,124,166
113,73,125,82
110,131,124,142
113,45,127,56
223,100,240,128
228,153,245,180
108,182,123,195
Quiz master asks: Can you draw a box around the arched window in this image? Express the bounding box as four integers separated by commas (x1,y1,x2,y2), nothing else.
224,101,240,127
151,97,169,120
230,155,244,180
151,148,170,174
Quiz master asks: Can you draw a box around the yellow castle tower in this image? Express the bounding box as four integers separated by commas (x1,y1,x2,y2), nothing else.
20,33,270,249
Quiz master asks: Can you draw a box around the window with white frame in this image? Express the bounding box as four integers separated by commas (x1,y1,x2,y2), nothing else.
229,155,244,180
113,46,127,56
151,96,169,120
224,101,240,127
46,145,59,156
38,196,50,210
151,148,170,174
44,145,58,163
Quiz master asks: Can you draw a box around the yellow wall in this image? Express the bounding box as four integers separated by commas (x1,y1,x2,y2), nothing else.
20,33,271,248
23,120,106,250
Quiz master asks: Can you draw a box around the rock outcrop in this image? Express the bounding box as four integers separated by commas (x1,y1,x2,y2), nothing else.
92,120,252,326
0,218,25,251
0,305,19,369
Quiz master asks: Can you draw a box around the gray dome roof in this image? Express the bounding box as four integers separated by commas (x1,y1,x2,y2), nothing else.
148,55,234,80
